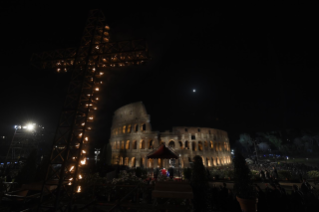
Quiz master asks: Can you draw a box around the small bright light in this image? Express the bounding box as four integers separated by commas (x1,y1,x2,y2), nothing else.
79,175,82,179
99,72,104,76
84,137,88,141
81,159,86,165
193,89,196,92
81,123,85,126
95,88,99,91
79,133,82,137
77,186,81,193
69,166,74,171
69,178,73,181
68,182,72,185
82,150,86,154
88,117,93,120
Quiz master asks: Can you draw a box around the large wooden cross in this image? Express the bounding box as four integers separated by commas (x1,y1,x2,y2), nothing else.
30,9,149,211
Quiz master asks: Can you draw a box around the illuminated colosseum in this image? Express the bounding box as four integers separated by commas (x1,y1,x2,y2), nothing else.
110,102,231,169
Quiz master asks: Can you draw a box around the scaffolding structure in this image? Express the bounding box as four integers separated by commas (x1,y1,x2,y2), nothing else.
4,124,44,163
30,9,149,211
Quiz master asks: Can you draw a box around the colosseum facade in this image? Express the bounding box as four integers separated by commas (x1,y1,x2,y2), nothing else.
110,102,231,169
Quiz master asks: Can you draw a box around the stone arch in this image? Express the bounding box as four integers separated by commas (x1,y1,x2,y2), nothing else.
178,141,183,149
168,140,175,148
219,143,222,151
114,155,119,165
216,157,220,165
125,140,130,149
148,140,154,149
119,157,124,165
140,140,145,149
141,123,146,132
131,157,136,167
120,141,125,149
124,157,129,166
127,125,131,133
118,127,121,134
134,124,138,132
148,158,153,168
210,141,213,149
204,141,208,149
207,157,211,167
185,141,189,149
198,141,203,151
123,125,126,133
132,140,137,149
116,141,120,149
192,141,197,151
212,157,216,166
112,142,116,149
202,156,206,166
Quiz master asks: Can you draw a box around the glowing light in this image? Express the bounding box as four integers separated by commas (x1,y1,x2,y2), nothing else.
92,67,96,72
193,89,196,93
93,107,97,110
64,68,67,72
82,150,86,154
77,186,81,193
95,97,99,101
26,124,34,131
84,137,88,141
69,166,74,171
100,81,103,84
79,133,83,137
105,25,110,30
87,127,92,130
99,72,104,76
95,45,99,49
81,159,86,165
57,68,61,72
95,88,99,91
68,182,72,185
102,58,106,62
69,178,73,181
81,123,85,126
88,117,93,120
79,175,82,179
87,94,91,97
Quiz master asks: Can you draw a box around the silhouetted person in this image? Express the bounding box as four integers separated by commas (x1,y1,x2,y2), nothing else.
154,166,159,180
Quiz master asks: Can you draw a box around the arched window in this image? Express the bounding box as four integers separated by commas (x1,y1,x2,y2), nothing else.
126,140,130,149
207,158,211,167
134,124,138,132
185,141,189,149
178,141,183,149
210,141,213,149
148,158,153,168
115,129,118,135
141,123,146,132
119,157,123,165
131,157,136,167
132,140,137,149
124,157,129,166
123,126,126,133
127,125,131,133
120,141,125,149
212,157,216,166
168,141,175,148
140,140,145,149
204,141,208,149
148,140,154,149
118,127,121,134
198,141,203,151
112,142,116,149
219,143,222,151
116,141,120,149
192,141,197,151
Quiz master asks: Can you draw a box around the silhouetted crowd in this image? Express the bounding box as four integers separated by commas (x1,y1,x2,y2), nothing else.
209,181,319,212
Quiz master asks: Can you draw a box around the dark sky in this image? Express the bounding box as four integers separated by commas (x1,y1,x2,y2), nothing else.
1,1,319,149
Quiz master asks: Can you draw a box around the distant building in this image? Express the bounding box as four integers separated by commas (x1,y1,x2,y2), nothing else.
110,102,231,169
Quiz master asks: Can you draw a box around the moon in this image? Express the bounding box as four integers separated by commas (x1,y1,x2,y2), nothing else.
193,89,196,93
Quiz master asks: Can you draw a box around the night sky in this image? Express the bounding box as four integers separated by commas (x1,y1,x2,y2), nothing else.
1,2,319,151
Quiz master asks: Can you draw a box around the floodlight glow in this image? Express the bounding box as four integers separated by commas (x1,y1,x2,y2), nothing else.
26,124,34,131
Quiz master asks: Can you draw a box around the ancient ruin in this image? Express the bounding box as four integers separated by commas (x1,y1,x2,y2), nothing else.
110,102,232,168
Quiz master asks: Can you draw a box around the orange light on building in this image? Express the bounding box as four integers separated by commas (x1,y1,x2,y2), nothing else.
69,166,74,171
95,88,99,91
